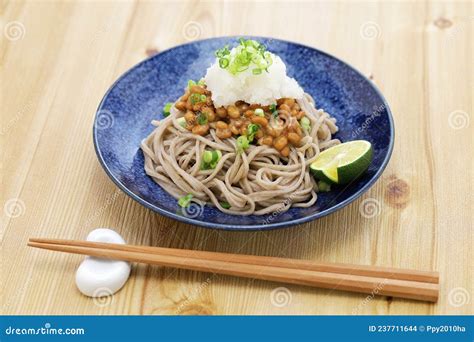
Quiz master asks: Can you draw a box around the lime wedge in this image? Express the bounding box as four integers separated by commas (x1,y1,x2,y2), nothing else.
310,140,373,185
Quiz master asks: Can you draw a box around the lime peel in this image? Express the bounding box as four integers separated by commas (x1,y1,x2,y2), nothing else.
310,140,373,185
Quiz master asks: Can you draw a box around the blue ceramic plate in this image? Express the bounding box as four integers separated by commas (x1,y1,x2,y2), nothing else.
93,37,394,230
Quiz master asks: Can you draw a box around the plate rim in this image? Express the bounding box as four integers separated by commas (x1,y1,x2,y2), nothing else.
93,36,395,231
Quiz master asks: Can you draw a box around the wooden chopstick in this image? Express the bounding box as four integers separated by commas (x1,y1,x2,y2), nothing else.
27,239,439,302
29,238,439,284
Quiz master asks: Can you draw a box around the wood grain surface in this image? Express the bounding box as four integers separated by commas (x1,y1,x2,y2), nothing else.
1,0,472,315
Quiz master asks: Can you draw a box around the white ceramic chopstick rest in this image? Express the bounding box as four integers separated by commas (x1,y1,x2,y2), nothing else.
75,228,131,298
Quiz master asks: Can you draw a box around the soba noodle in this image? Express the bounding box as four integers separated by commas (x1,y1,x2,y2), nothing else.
141,93,340,215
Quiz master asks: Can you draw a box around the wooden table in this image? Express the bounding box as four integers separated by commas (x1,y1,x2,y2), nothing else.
2,0,472,315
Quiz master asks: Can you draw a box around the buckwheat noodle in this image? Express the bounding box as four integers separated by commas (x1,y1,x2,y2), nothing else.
141,93,340,215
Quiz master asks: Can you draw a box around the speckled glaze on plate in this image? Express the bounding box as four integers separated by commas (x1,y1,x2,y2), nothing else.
93,37,394,231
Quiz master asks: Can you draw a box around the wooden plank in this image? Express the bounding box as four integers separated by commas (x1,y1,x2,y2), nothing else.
1,0,472,315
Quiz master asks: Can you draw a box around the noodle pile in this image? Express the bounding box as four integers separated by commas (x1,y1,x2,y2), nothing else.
141,94,339,215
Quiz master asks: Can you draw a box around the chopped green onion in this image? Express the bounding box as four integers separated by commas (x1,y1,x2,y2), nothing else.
178,194,193,207
300,116,311,132
187,80,196,89
263,52,272,72
317,181,331,192
215,45,230,58
247,123,260,142
202,150,213,164
176,117,187,128
229,63,249,74
269,104,278,118
236,135,250,153
211,150,221,163
190,93,199,104
237,50,251,64
190,93,207,105
163,102,173,117
220,201,231,209
209,150,222,168
190,79,206,88
200,150,222,170
219,57,229,68
254,108,264,117
215,38,273,75
189,94,201,105
196,112,208,125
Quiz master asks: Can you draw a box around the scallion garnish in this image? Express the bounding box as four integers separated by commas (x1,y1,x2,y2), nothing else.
178,194,193,207
188,80,196,89
219,58,229,68
254,108,264,117
211,150,222,166
269,104,278,118
220,201,231,209
317,181,331,192
176,117,187,128
215,45,230,58
200,150,222,170
300,116,311,132
196,112,208,125
190,94,199,104
190,93,207,105
203,150,213,164
247,123,260,142
215,38,273,75
189,79,206,88
236,135,250,153
163,102,173,117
